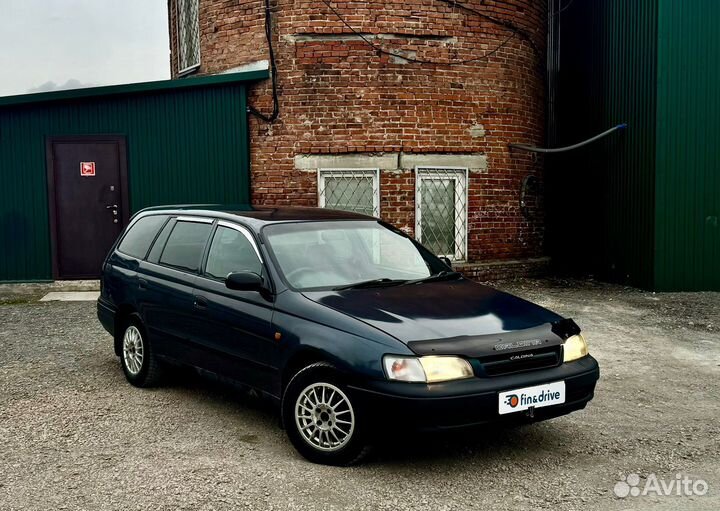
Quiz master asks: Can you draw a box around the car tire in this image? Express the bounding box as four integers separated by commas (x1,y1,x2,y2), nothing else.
281,362,371,466
119,314,163,388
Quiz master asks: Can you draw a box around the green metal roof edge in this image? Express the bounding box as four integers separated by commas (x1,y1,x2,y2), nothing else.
0,69,270,108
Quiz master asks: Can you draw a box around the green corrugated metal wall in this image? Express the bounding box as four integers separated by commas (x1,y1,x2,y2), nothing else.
0,80,251,281
551,0,719,290
655,0,720,290
549,0,658,289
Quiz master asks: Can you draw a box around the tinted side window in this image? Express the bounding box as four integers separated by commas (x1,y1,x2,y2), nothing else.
205,226,262,279
146,218,176,264
159,221,212,272
117,215,168,259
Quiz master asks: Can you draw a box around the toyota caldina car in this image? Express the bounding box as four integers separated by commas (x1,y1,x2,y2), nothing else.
98,206,599,465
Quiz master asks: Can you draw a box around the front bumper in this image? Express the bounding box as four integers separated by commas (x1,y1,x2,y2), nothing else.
349,355,599,431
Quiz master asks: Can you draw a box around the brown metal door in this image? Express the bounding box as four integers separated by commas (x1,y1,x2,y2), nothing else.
47,136,129,279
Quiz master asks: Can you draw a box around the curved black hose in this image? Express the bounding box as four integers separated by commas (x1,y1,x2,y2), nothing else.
509,123,627,153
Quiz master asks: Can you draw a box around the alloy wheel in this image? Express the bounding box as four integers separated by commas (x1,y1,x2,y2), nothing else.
122,325,144,375
295,382,355,452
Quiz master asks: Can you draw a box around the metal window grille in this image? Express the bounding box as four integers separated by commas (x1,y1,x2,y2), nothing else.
415,167,468,261
177,0,201,74
318,169,380,217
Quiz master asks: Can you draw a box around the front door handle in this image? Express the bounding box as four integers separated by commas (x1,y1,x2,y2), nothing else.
138,278,148,291
106,204,118,209
194,296,209,309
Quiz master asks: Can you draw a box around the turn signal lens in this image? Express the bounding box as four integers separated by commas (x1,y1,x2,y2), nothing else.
563,333,589,362
383,355,473,383
383,356,426,382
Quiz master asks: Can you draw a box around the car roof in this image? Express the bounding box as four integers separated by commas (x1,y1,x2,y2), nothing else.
134,204,377,229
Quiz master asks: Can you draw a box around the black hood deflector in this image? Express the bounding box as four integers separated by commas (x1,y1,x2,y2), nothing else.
408,318,580,357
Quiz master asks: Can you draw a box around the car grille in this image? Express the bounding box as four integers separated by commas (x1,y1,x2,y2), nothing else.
477,345,562,376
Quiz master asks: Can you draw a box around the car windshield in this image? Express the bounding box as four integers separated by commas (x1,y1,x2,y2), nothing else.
264,220,444,290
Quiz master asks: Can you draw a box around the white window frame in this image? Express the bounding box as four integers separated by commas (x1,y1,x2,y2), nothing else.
415,166,469,261
317,168,381,217
176,0,201,75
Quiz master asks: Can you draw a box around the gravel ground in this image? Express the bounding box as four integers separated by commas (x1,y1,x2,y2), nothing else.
1,278,718,511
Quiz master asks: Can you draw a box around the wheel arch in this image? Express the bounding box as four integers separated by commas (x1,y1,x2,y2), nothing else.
113,304,139,356
280,347,341,397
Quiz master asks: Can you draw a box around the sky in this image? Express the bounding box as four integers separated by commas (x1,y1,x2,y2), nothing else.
0,0,170,97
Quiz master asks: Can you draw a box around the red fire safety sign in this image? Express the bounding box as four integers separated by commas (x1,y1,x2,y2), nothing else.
80,162,96,176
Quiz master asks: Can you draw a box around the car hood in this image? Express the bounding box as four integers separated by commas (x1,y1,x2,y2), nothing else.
302,278,564,344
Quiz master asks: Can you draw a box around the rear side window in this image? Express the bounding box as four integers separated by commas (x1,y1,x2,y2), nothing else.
117,215,168,259
159,220,212,272
146,219,176,264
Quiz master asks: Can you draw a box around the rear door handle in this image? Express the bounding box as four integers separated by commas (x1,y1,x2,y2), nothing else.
138,278,148,290
194,296,209,309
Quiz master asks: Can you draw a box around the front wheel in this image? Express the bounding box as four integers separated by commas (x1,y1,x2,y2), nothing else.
281,363,370,465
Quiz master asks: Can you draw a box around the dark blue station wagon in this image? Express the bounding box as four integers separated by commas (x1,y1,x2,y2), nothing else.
98,206,599,465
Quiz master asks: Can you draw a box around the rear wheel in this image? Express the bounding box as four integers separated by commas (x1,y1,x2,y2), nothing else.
282,362,370,465
119,315,163,387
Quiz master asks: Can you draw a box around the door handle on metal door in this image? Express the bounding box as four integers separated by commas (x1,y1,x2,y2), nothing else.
138,278,148,290
194,296,209,309
106,204,119,223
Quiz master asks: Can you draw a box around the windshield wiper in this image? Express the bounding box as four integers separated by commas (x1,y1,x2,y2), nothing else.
400,271,462,286
333,278,408,291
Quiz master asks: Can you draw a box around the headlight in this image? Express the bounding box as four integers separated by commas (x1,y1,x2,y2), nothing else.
563,333,589,362
383,355,474,383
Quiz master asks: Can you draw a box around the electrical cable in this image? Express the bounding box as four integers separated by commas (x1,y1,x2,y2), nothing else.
509,123,627,153
247,0,280,123
434,0,542,58
549,0,575,17
320,0,516,65
249,0,548,122
520,175,539,219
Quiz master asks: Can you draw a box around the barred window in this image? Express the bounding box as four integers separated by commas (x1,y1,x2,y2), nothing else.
176,0,200,74
415,167,468,261
318,169,380,217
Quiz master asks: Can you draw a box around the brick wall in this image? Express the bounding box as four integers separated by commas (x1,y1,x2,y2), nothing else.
169,0,547,264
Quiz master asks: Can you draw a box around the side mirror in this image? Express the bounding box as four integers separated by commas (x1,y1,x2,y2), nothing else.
439,256,453,268
225,271,264,292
